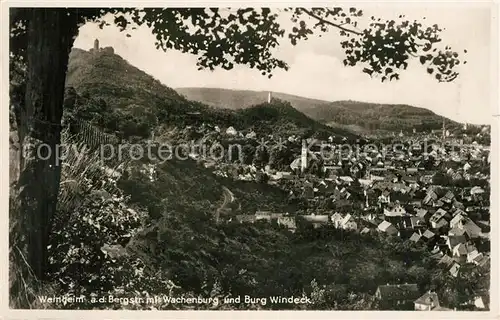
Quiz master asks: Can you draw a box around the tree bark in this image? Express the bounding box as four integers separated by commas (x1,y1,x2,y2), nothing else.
18,8,77,280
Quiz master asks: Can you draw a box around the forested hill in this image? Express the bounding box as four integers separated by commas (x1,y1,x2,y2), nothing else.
64,48,356,141
176,87,461,133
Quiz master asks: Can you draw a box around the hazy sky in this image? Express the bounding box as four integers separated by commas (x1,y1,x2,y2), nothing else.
73,4,494,124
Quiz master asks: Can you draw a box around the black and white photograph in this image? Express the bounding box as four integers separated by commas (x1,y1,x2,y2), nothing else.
6,2,496,313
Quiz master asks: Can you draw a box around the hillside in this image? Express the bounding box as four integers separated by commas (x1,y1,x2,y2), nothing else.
65,48,355,141
176,87,461,133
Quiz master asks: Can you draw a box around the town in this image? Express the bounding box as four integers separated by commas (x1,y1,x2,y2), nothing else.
131,107,491,311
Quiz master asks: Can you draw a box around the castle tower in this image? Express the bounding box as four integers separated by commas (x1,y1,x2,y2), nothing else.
267,91,272,103
301,141,308,173
94,39,99,52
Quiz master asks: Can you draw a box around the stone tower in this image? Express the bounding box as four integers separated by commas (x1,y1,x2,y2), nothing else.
94,39,99,52
267,91,272,103
300,140,308,173
442,118,446,140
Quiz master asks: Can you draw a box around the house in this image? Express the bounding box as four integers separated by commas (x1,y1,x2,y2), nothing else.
476,255,490,270
226,126,237,135
362,211,378,223
273,171,293,180
470,186,486,195
448,227,466,237
360,227,371,235
378,190,391,205
254,211,273,222
340,187,352,199
477,220,490,233
409,232,421,243
383,201,407,218
463,162,472,172
399,216,413,230
451,172,463,180
473,291,490,310
245,131,257,139
450,213,466,229
462,218,482,239
467,249,484,265
235,215,256,223
406,166,419,173
409,198,422,207
451,243,468,263
340,214,357,230
440,190,455,204
277,216,297,232
339,176,354,184
452,208,467,217
429,247,444,260
421,229,436,241
423,189,439,205
375,284,420,310
449,263,461,277
420,174,434,184
301,214,329,228
414,291,440,311
447,235,467,250
270,213,285,220
438,255,454,267
452,201,465,211
433,199,445,208
378,221,398,235
410,216,426,229
330,212,344,228
430,217,448,230
429,209,450,229
415,209,430,220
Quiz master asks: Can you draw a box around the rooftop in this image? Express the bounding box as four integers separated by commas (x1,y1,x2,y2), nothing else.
414,291,440,307
377,284,419,301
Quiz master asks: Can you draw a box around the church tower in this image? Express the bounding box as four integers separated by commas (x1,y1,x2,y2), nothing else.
94,39,99,52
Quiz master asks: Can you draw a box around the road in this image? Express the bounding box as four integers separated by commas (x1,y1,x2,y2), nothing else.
215,186,235,223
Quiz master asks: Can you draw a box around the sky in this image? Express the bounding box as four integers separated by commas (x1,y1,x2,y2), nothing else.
73,4,495,124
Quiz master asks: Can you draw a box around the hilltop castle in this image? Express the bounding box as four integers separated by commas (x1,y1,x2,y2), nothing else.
89,38,115,55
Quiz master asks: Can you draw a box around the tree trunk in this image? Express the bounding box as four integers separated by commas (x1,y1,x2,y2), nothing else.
18,8,77,280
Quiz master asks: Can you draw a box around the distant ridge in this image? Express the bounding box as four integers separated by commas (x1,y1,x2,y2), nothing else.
175,87,331,111
176,87,462,133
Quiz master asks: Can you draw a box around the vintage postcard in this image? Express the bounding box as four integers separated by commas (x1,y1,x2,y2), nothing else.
2,1,498,319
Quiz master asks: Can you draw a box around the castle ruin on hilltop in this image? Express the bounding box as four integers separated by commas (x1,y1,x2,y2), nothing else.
89,38,115,55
